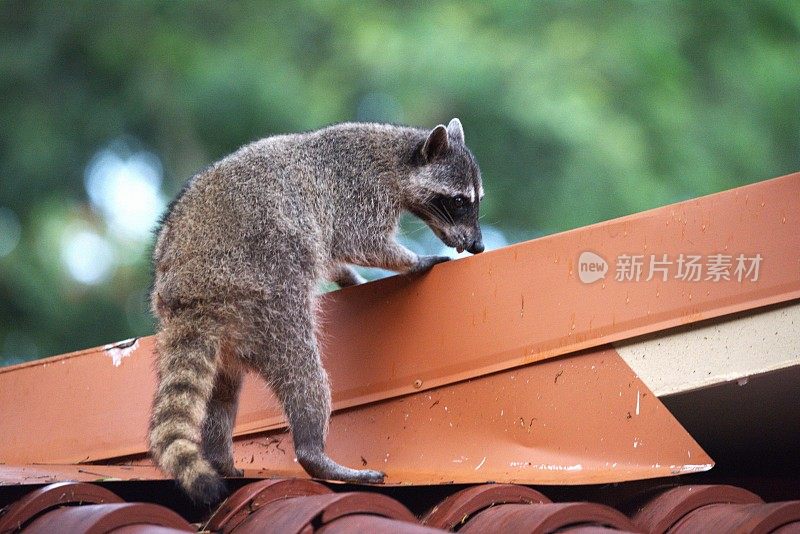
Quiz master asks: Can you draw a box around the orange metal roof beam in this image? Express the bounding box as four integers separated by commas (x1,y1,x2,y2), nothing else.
224,344,713,485
0,171,797,470
0,344,712,486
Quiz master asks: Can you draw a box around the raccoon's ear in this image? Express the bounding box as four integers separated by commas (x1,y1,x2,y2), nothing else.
421,124,449,162
447,118,464,143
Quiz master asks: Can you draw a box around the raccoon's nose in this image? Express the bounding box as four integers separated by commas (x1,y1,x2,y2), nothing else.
467,239,484,254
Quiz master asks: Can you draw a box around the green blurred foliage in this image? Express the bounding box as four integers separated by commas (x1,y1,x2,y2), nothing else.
0,1,798,364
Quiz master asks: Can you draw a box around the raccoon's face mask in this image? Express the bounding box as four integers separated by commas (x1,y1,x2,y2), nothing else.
417,192,484,254
408,118,485,255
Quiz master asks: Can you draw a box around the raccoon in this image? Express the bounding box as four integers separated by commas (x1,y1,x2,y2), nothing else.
148,118,484,504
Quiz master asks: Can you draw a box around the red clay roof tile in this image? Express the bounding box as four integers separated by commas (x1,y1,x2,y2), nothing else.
558,528,639,534
230,492,417,533
112,527,193,534
457,502,639,533
630,484,764,533
22,502,194,534
668,501,800,533
205,478,331,532
0,481,123,533
421,483,550,530
316,514,444,533
3,481,800,533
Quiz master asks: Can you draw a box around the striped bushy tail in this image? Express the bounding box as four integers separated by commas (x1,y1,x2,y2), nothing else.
148,321,224,505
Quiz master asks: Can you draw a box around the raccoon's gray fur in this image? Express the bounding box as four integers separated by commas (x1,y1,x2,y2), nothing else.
148,118,484,505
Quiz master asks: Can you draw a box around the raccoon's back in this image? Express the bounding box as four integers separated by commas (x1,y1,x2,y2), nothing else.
151,158,324,315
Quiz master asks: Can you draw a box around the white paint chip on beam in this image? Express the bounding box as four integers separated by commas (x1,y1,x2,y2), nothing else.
615,302,800,397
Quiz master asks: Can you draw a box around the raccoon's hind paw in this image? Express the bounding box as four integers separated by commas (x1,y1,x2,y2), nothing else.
217,466,244,478
349,468,385,484
208,458,244,478
296,449,386,484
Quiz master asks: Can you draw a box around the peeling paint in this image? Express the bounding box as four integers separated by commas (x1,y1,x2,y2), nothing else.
536,463,583,471
673,463,714,473
104,338,139,367
510,462,583,471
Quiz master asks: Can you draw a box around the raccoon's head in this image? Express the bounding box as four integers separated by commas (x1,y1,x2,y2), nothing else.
405,118,485,254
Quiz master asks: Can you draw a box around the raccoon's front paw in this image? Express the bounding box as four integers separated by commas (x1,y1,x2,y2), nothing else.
409,255,450,274
334,266,367,287
337,273,367,287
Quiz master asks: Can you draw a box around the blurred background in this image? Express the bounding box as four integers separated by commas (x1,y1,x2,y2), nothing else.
1,1,798,365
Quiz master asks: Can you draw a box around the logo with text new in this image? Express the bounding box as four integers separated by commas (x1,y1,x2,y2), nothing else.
578,251,608,284
577,251,762,284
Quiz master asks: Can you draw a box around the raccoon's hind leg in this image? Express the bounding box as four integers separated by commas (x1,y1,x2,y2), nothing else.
201,364,244,477
252,291,384,484
148,319,227,505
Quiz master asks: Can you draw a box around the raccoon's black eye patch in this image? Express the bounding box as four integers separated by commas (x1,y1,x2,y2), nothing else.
444,195,470,217
428,194,471,222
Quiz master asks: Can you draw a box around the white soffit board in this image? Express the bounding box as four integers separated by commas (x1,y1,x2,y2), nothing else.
615,301,800,397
